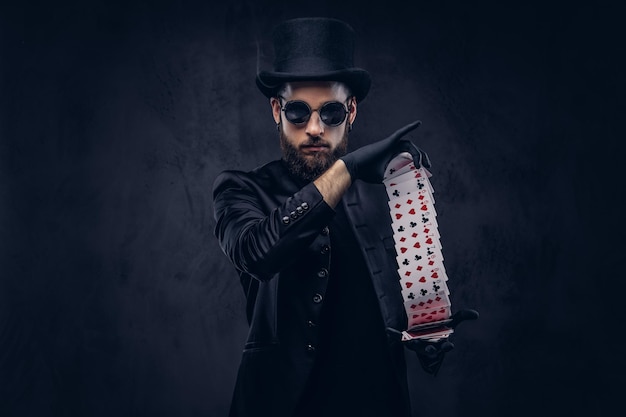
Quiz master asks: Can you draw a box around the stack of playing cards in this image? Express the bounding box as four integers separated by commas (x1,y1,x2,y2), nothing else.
384,152,454,342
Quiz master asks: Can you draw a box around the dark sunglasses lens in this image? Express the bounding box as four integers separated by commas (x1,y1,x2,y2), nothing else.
320,102,347,126
284,101,310,124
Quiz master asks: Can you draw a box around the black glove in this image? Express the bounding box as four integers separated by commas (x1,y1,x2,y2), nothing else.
388,309,479,376
340,120,431,183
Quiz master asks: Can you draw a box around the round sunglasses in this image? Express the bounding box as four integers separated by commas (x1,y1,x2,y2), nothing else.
279,97,351,127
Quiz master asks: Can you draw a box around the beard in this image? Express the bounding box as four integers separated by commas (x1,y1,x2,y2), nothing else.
279,127,349,183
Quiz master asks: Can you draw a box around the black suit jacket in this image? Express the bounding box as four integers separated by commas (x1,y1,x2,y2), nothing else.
213,160,411,417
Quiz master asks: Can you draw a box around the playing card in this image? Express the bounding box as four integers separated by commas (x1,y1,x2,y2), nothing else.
406,305,451,328
399,270,448,300
383,152,414,180
392,217,442,254
384,167,434,196
403,291,450,312
402,326,454,342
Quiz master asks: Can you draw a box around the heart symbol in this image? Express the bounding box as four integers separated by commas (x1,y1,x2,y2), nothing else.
420,204,428,211
400,247,408,253
419,195,424,200
424,228,429,233
395,213,402,219
419,277,426,283
409,208,416,215
431,272,439,278
405,282,413,288
413,242,420,248
425,238,433,244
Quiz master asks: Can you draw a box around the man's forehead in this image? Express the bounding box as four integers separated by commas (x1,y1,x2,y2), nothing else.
280,81,350,99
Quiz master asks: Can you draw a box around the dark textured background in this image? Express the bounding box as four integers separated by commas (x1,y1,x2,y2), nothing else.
1,1,623,416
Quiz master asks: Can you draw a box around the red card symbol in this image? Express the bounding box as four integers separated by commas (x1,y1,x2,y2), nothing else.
428,260,434,266
412,232,418,238
395,213,402,219
405,282,413,288
406,199,413,205
425,238,433,244
418,302,425,307
395,203,401,209
409,209,416,215
419,195,424,200
400,237,406,242
420,204,428,211
416,266,422,271
404,271,411,276
413,314,419,319
419,277,426,283
424,228,430,233
411,304,417,309
413,242,420,248
400,247,408,253
431,272,439,278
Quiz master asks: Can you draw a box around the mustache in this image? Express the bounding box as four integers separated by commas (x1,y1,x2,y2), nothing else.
300,137,330,148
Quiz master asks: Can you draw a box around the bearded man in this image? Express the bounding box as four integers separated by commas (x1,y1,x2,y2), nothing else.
213,17,477,417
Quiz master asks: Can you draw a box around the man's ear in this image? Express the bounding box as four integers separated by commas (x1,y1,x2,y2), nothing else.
270,97,281,124
348,96,357,125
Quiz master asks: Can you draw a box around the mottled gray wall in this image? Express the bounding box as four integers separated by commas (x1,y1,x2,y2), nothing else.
1,1,622,416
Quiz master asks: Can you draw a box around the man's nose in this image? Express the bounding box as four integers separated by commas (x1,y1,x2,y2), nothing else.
305,111,324,137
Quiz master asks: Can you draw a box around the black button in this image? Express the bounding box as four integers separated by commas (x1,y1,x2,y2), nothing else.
307,320,316,328
317,268,328,278
321,226,329,236
282,216,290,224
320,245,330,255
296,206,304,215
290,211,297,219
312,293,323,303
301,202,309,210
306,344,316,352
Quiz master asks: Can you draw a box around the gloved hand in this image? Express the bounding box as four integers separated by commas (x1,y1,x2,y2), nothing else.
340,120,431,183
388,309,479,376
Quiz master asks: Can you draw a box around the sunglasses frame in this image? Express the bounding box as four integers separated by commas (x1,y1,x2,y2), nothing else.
278,96,352,127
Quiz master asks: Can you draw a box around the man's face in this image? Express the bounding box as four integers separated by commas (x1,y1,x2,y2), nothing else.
271,81,357,182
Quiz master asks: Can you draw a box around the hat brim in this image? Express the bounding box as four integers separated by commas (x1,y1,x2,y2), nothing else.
256,68,371,102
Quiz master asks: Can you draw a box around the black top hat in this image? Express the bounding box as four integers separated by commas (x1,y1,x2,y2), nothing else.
256,17,371,102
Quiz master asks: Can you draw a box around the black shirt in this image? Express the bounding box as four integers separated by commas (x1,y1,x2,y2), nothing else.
294,201,405,417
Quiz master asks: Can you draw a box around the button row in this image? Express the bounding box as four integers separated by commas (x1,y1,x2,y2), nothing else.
281,201,310,224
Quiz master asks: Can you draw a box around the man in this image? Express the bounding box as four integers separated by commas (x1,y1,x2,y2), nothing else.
213,17,477,417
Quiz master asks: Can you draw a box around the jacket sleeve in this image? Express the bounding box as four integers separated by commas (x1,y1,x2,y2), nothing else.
212,170,336,281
